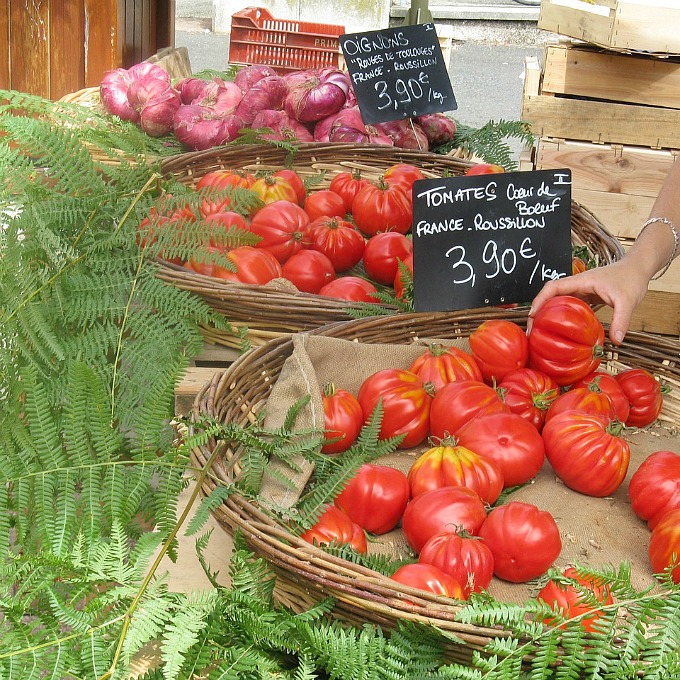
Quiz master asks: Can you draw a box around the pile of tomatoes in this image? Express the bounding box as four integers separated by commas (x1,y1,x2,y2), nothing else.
300,295,676,628
140,162,518,301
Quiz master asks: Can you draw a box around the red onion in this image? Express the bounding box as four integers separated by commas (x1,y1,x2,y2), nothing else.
251,109,313,142
416,113,457,147
312,111,339,142
327,107,393,146
343,82,358,109
126,69,172,111
234,75,287,125
284,68,350,123
234,63,279,92
173,105,244,150
100,68,139,122
139,89,181,137
176,77,212,104
195,80,243,115
375,118,429,150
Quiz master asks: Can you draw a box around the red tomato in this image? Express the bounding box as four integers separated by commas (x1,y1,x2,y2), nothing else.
628,450,680,529
383,163,426,193
321,383,363,454
409,343,483,392
250,174,298,205
571,256,588,275
648,507,680,584
429,380,509,440
303,189,346,221
542,411,630,497
186,245,220,277
357,368,433,449
544,385,618,425
390,563,463,599
614,368,664,427
362,232,413,285
498,367,560,432
282,249,336,293
573,370,630,424
393,253,414,300
249,200,311,263
329,170,370,212
308,216,365,272
273,168,306,205
352,180,412,237
318,276,379,302
456,411,545,488
407,442,504,504
196,169,255,216
536,566,614,632
468,319,529,384
418,531,494,598
334,464,410,534
478,501,562,583
212,246,283,284
528,295,605,387
402,486,488,553
204,210,250,252
300,505,367,554
465,163,505,175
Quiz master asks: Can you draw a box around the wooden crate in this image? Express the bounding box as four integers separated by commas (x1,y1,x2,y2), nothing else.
521,44,680,149
538,0,680,55
0,0,175,101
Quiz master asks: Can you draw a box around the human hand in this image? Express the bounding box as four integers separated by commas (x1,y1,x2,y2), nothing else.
528,261,650,345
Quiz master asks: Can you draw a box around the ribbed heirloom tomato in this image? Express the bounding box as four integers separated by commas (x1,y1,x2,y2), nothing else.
249,200,311,263
536,566,614,632
308,215,365,272
648,507,680,584
628,450,680,529
614,367,664,427
528,295,605,386
498,367,560,432
300,505,367,554
544,384,618,425
212,246,283,284
303,189,346,221
357,368,433,448
273,168,306,205
542,411,630,497
468,319,529,383
329,170,370,212
418,531,494,598
401,486,487,553
318,276,378,302
334,464,409,534
573,370,630,423
409,343,483,392
390,563,463,599
320,383,363,454
352,180,412,237
407,441,504,504
478,501,562,583
249,174,298,205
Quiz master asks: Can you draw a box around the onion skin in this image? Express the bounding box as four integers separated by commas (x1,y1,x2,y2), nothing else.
176,77,212,104
375,118,429,150
100,68,139,122
416,113,457,147
194,80,243,115
173,105,244,150
235,75,287,125
328,107,393,146
139,89,181,137
251,109,313,142
284,68,350,123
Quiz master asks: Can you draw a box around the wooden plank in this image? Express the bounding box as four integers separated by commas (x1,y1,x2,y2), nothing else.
541,43,680,110
538,0,680,55
84,0,123,86
10,0,49,97
49,0,85,100
596,289,680,337
0,0,9,90
522,95,680,149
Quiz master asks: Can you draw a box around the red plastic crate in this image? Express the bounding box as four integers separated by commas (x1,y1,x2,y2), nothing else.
229,6,345,73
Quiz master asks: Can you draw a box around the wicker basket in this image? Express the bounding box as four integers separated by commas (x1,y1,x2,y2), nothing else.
189,308,680,664
156,143,625,349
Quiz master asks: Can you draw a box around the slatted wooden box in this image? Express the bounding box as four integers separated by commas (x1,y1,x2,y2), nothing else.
538,0,680,55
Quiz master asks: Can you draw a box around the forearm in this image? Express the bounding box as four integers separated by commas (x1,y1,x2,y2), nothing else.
624,160,680,280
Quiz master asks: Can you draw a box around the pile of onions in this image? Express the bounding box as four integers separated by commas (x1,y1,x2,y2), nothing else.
99,61,457,152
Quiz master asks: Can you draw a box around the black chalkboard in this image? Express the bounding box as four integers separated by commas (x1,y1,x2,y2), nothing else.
411,169,573,312
339,23,457,125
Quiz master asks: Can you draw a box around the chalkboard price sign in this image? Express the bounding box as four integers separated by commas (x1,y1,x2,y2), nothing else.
411,170,573,312
340,23,456,125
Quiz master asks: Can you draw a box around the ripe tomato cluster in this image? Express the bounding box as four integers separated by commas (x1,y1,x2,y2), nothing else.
303,296,670,620
139,164,428,301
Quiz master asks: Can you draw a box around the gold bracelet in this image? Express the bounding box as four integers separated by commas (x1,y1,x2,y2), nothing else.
638,216,679,280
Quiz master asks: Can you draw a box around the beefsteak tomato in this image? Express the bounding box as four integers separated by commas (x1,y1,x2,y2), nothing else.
478,501,562,583
498,367,560,432
250,174,298,205
352,180,412,236
409,343,483,392
212,245,283,284
357,368,433,448
321,383,363,454
628,450,680,529
318,276,378,302
468,319,529,383
300,505,367,553
308,216,365,272
544,385,618,425
573,370,630,424
401,486,487,553
334,463,409,534
329,170,370,212
542,411,630,497
249,200,311,263
362,231,413,285
614,367,664,427
465,163,505,175
528,295,605,386
390,563,463,599
303,189,346,221
648,507,680,584
282,249,336,293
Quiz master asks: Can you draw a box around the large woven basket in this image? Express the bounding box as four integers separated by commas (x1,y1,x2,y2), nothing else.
189,308,680,664
157,143,625,349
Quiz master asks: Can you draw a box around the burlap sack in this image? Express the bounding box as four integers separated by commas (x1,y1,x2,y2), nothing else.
262,333,680,603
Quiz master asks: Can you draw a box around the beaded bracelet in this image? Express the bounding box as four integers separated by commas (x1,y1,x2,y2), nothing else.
638,216,679,280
